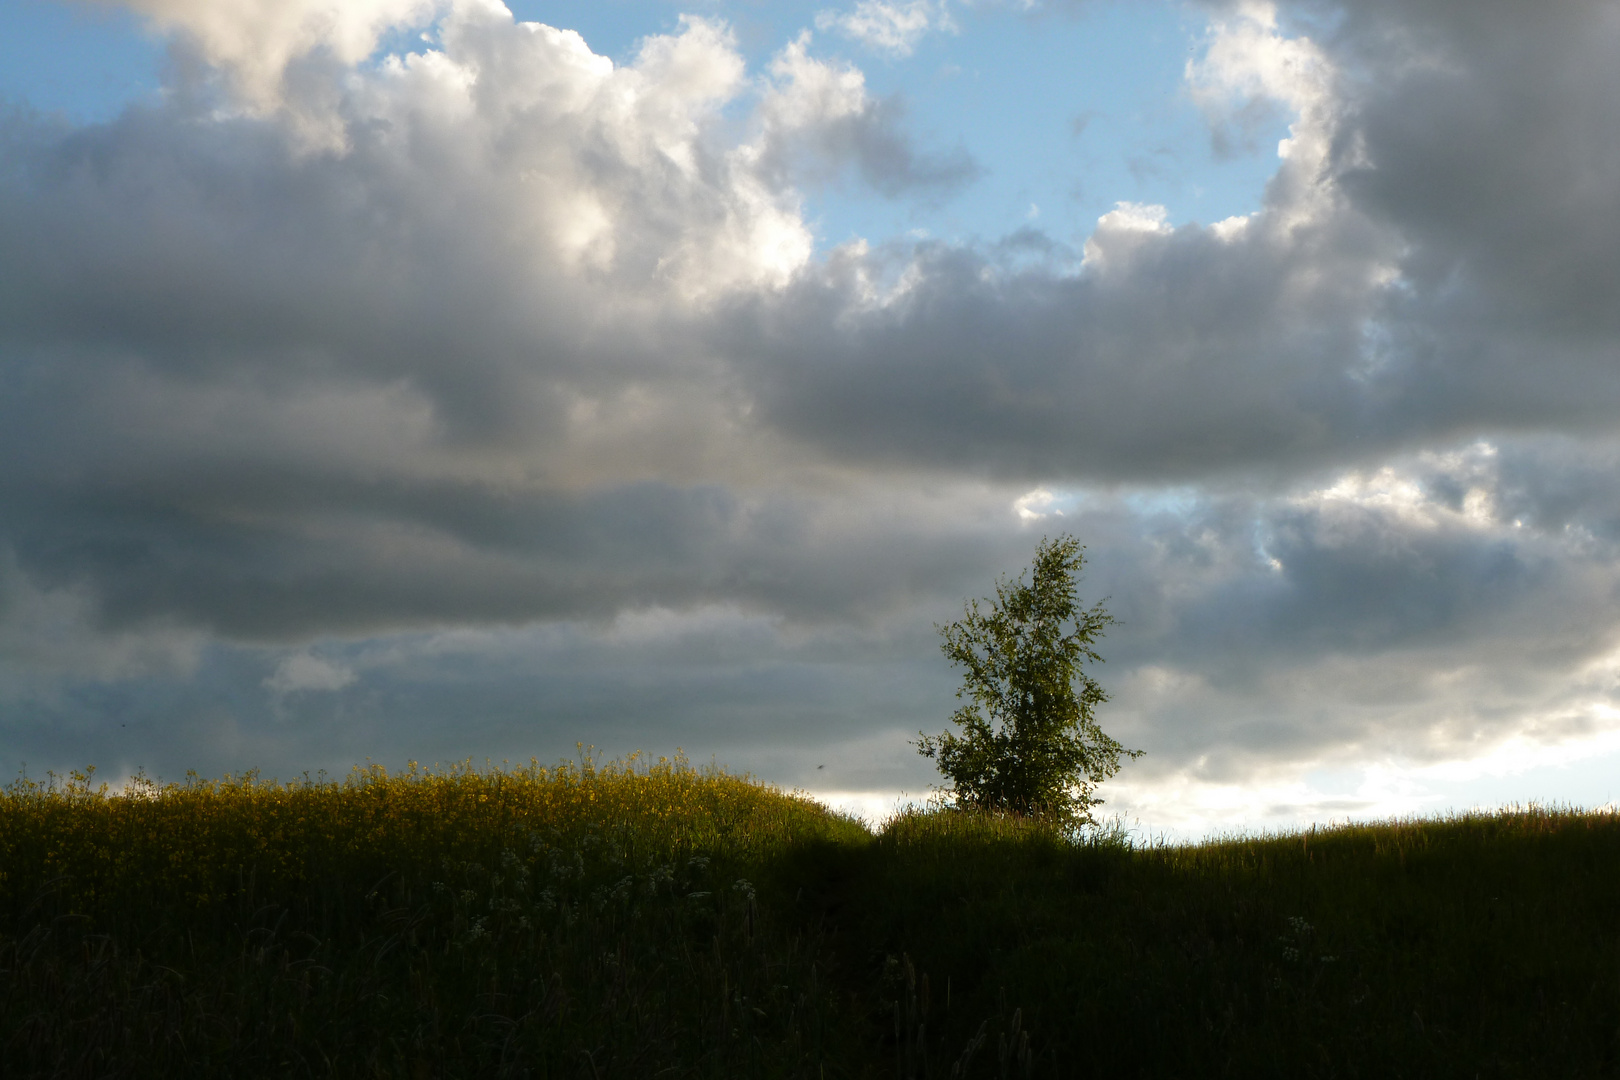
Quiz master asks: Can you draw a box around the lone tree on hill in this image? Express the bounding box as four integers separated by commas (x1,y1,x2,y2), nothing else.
918,534,1141,824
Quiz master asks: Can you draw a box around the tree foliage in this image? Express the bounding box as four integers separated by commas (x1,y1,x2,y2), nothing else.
918,535,1140,824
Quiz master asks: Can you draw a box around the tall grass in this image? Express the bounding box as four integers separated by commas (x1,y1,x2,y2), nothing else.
5,760,1618,1078
1,753,870,1078
860,804,1620,1078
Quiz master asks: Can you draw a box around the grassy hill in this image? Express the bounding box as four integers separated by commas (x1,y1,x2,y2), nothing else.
3,757,1617,1078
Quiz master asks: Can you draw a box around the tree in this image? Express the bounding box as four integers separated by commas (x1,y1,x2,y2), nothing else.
917,534,1140,824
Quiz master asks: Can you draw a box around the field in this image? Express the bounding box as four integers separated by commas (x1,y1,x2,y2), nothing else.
3,756,1618,1078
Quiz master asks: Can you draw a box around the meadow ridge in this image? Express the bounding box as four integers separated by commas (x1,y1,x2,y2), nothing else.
2,755,1617,1078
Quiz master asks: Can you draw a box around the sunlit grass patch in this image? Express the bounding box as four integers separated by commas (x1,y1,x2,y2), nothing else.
1,751,861,923
1,752,870,1078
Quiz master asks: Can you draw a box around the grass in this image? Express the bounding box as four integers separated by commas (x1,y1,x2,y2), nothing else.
3,756,1618,1078
857,807,1620,1078
0,754,871,1078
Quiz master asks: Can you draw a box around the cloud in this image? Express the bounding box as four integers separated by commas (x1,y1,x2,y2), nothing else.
750,33,981,197
80,0,449,140
264,651,357,694
1186,1,1330,159
1012,488,1063,522
3,0,1620,829
725,0,1620,483
0,548,203,695
814,1,956,57
9,436,1619,813
1052,440,1620,826
1330,0,1620,366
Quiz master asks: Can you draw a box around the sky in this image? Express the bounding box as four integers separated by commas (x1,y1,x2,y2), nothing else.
2,0,1619,838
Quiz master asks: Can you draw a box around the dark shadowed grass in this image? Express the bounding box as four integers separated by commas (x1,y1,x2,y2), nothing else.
854,805,1620,1079
4,760,1618,1077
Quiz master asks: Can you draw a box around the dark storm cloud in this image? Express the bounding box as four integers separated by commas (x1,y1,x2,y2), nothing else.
0,471,1026,639
1324,0,1620,419
11,435,1618,796
726,214,1390,480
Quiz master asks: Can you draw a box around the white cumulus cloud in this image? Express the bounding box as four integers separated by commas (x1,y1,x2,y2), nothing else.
814,0,956,57
84,0,447,113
